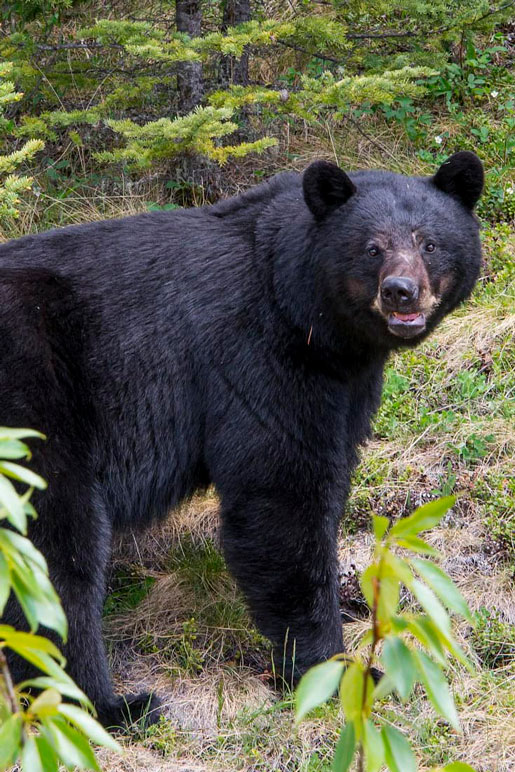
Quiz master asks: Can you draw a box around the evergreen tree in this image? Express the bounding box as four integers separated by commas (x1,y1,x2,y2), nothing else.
0,62,42,218
220,0,252,87
176,0,203,114
1,0,511,177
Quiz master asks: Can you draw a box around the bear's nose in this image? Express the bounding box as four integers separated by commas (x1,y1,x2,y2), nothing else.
381,276,419,307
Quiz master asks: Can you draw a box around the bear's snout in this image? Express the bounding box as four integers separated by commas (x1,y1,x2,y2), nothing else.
380,276,419,309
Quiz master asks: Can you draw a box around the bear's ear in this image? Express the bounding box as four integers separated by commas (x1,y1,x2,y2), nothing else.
303,161,356,221
432,151,484,210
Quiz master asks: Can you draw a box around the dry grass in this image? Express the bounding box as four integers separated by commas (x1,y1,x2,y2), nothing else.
101,459,514,771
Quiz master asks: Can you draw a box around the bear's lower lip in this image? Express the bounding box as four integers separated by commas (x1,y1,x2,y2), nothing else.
387,312,426,338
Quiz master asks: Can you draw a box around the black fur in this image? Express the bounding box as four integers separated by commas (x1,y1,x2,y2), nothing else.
303,160,357,220
0,154,483,726
432,150,484,210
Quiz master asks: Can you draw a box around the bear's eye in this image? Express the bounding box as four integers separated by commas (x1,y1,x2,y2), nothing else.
425,242,436,253
368,246,380,257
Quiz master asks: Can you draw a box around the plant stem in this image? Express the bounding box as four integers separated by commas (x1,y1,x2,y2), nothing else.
0,646,20,715
358,571,382,772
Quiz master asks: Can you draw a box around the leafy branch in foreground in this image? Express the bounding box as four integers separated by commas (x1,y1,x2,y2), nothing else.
0,428,120,771
296,496,478,772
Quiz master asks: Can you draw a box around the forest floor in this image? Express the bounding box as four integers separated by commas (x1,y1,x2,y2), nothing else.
67,140,515,772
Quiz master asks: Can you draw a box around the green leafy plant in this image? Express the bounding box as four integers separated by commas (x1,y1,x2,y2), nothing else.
296,496,478,772
0,427,120,771
448,432,495,464
469,606,515,669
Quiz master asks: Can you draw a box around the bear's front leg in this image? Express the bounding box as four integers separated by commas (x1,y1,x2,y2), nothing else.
219,487,344,682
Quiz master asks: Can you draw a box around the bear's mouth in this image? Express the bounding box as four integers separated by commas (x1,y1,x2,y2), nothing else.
387,311,426,338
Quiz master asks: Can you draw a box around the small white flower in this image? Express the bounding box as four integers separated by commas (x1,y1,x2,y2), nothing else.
507,186,514,195
491,90,499,98
435,135,443,145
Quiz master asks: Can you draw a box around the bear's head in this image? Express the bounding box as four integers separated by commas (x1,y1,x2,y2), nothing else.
302,152,484,348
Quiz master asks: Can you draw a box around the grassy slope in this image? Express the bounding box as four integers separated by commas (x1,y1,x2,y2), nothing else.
77,153,514,771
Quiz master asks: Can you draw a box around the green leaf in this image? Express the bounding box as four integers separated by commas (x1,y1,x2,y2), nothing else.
436,629,473,672
5,643,67,681
411,606,472,670
377,574,400,623
41,716,100,771
0,439,30,460
2,630,65,661
390,615,409,633
30,687,62,718
10,571,37,630
0,428,45,442
331,722,356,772
436,764,477,771
9,563,67,639
411,559,473,622
356,629,374,650
372,674,396,702
381,724,417,772
0,714,22,769
363,673,376,715
407,617,448,666
0,528,48,573
33,736,59,772
0,461,46,490
383,553,413,588
18,677,93,712
58,704,121,751
372,515,390,541
295,659,345,722
382,637,416,701
411,579,452,636
360,564,378,609
396,535,440,556
339,663,364,723
23,500,38,520
0,474,27,532
0,551,10,614
363,719,385,772
20,735,46,772
413,650,460,730
390,496,455,538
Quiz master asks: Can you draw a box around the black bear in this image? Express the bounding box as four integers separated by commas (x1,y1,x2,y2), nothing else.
0,152,483,726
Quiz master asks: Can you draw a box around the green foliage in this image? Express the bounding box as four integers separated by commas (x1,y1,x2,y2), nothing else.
1,0,511,203
0,428,120,771
103,570,155,617
0,62,43,217
296,497,479,772
473,470,515,560
1,0,70,26
98,107,277,168
469,607,515,669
